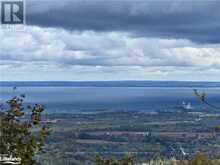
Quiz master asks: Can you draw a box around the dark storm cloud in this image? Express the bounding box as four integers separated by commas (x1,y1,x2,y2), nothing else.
26,0,220,43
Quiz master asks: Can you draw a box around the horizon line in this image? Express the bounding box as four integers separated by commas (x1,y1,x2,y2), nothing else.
1,80,220,83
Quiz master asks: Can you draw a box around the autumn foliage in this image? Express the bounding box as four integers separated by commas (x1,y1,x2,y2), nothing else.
0,95,50,165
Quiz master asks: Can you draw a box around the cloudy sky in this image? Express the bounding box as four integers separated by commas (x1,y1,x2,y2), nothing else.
1,0,220,81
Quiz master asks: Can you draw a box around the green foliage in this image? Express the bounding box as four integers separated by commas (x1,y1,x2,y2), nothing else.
142,159,172,165
95,155,135,165
215,125,220,132
0,95,50,165
176,153,220,165
94,153,220,165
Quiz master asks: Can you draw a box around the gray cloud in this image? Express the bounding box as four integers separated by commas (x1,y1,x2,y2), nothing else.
1,26,220,69
1,1,220,81
26,0,220,43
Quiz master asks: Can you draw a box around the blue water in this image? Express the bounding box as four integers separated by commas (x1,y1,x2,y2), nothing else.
0,81,220,113
1,81,220,87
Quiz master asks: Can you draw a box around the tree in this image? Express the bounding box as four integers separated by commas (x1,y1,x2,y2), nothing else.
194,89,220,132
95,155,135,165
193,89,220,111
175,153,220,165
0,95,50,165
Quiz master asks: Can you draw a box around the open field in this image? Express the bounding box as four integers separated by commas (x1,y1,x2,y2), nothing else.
37,110,220,164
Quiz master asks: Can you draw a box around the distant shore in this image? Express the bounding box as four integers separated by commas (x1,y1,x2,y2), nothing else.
1,80,220,88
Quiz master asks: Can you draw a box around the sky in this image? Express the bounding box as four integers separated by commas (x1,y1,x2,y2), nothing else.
0,0,220,81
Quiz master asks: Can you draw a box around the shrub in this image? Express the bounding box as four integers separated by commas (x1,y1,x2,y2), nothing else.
0,95,50,165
